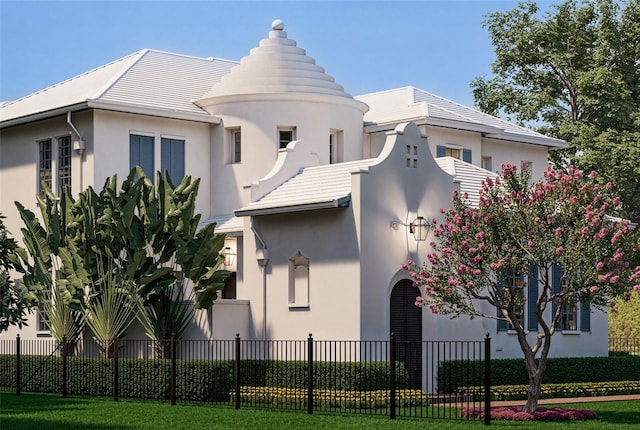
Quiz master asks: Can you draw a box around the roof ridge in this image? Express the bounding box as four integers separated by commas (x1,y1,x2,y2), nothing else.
2,50,147,107
91,49,150,99
304,158,375,171
142,48,239,65
412,87,548,138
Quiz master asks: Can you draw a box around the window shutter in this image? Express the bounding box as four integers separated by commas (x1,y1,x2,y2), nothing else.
130,135,154,178
462,149,472,163
436,145,446,158
161,138,170,176
551,265,563,330
497,276,509,331
161,138,185,182
130,135,140,171
527,262,538,331
580,300,591,332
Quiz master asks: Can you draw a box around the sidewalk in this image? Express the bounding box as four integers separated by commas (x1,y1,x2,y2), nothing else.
492,394,640,407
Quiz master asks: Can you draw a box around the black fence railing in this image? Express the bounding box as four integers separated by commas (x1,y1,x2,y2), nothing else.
609,337,640,355
0,334,491,424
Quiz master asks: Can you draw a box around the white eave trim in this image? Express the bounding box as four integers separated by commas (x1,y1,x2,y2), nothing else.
235,196,351,217
87,100,221,124
1,102,89,128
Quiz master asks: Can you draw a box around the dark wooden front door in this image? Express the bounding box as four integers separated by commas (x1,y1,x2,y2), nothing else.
390,279,422,388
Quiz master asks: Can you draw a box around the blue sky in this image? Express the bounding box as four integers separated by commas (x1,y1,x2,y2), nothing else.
1,0,557,108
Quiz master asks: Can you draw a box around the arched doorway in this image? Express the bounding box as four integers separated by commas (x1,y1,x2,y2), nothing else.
389,279,422,389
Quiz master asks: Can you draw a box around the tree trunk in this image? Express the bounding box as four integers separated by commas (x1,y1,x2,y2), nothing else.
523,370,543,412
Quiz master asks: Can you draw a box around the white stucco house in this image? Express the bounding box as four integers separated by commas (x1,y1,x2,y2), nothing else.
0,20,607,359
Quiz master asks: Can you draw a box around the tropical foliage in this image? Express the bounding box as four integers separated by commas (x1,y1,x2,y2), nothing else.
13,168,229,352
0,215,32,332
406,164,640,412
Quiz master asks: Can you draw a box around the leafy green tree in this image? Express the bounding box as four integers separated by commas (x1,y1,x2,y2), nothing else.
471,0,640,222
406,164,640,412
0,215,32,332
609,292,640,339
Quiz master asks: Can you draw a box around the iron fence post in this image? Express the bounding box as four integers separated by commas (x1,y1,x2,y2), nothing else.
235,334,241,409
390,332,396,420
62,335,68,398
307,333,313,415
171,335,176,405
113,337,119,402
484,334,491,426
16,334,21,395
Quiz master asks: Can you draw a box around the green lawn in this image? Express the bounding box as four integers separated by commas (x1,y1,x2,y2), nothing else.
1,392,639,429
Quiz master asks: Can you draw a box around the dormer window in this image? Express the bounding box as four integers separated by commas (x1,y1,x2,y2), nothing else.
278,127,296,149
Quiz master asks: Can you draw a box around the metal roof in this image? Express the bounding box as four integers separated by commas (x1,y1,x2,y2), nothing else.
435,156,497,208
1,50,238,126
235,159,375,217
357,86,567,148
197,213,244,235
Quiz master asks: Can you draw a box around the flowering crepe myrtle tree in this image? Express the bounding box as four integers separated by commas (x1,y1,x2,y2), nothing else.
406,163,640,412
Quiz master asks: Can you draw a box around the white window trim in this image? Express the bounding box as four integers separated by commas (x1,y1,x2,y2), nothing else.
278,126,297,150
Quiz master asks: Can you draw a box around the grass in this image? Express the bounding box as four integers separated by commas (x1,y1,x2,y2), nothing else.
1,392,639,429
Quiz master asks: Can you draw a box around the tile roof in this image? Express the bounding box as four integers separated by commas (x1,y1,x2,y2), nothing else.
235,159,375,216
1,50,237,125
435,156,497,208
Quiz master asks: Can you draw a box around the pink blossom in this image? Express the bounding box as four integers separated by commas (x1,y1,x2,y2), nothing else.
590,286,599,293
610,275,620,284
534,217,542,225
555,246,564,256
605,182,612,190
633,285,640,291
528,240,534,248
596,262,604,270
555,227,563,237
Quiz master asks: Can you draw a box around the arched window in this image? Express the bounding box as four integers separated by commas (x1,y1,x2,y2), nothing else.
289,251,309,308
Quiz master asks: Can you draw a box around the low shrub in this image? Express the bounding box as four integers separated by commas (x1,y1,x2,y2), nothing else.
461,380,640,401
232,386,428,409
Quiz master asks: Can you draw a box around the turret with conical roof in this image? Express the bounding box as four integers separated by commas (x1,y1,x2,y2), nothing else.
197,20,369,216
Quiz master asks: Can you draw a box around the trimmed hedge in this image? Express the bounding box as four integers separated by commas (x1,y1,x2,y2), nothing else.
462,380,640,401
438,355,640,393
0,355,408,401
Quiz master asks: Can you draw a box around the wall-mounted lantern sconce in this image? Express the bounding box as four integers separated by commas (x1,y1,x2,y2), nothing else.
221,247,236,266
409,216,430,241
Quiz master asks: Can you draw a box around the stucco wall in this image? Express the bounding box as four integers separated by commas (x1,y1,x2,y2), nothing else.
238,209,361,341
92,110,213,217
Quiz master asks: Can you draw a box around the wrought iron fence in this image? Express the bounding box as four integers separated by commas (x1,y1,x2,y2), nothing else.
609,337,640,355
0,334,491,424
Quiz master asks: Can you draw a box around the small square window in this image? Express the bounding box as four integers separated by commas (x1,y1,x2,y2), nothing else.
278,127,296,149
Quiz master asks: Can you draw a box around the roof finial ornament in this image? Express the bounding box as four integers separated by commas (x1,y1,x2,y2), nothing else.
272,19,284,31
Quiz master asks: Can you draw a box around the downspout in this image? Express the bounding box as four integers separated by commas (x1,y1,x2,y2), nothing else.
67,112,85,191
251,218,269,341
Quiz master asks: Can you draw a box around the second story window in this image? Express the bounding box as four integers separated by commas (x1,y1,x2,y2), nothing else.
161,137,185,183
38,139,53,193
226,128,241,164
38,135,72,195
436,145,472,163
130,134,155,179
278,127,296,149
